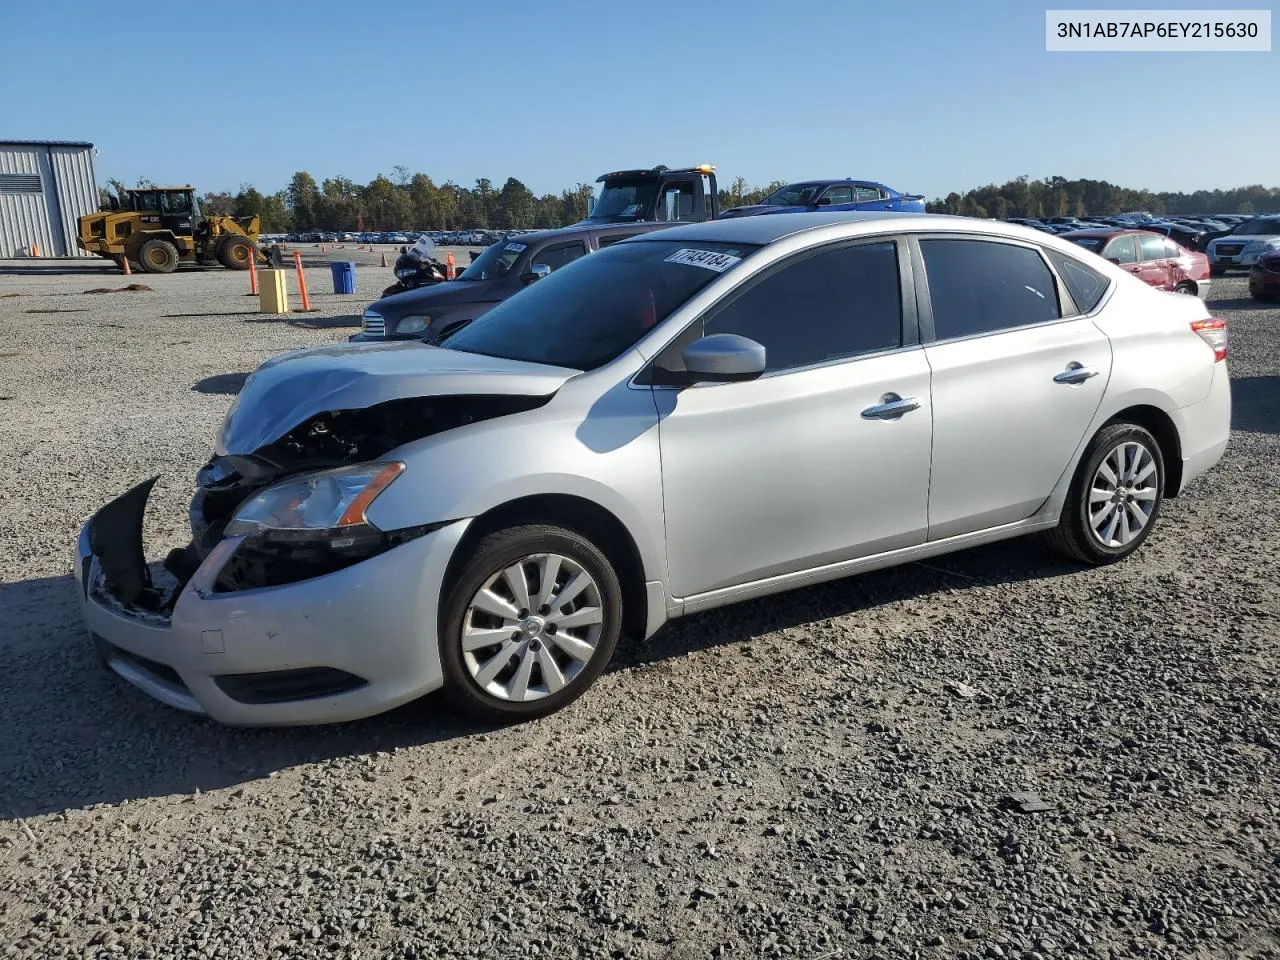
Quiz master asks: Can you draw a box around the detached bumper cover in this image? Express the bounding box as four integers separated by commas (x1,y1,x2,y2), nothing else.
75,481,470,725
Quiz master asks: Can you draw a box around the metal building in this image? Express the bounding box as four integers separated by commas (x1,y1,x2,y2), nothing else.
0,140,99,257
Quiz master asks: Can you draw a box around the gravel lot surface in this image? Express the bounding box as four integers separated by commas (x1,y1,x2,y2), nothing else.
0,260,1277,960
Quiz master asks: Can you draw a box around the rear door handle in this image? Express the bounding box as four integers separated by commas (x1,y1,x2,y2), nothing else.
1054,363,1100,385
861,393,921,420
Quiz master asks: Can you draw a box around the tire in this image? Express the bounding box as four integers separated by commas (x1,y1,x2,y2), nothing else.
439,524,623,723
217,235,255,270
1043,422,1165,566
1251,287,1278,303
381,282,407,298
137,238,179,274
1209,265,1226,278
1173,281,1196,295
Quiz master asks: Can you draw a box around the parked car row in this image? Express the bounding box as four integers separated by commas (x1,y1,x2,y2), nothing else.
259,229,530,247
77,211,1232,726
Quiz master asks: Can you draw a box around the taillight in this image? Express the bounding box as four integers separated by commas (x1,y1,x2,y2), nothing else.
1191,318,1227,362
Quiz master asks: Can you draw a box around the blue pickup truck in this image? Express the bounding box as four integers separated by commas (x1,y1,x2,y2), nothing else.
718,179,927,218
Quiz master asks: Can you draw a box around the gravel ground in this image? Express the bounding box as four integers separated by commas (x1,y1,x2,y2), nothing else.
0,262,1277,960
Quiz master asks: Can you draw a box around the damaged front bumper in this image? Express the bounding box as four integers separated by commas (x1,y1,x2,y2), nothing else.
75,479,471,725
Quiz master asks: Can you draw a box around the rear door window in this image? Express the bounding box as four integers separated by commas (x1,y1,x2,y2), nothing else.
1138,234,1168,262
1102,235,1139,264
920,238,1061,340
821,185,853,205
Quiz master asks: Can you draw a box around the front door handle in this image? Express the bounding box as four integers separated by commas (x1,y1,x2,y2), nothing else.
1054,363,1100,385
861,393,921,420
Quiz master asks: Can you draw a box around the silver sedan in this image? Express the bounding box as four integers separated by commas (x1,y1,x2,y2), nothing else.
76,213,1232,724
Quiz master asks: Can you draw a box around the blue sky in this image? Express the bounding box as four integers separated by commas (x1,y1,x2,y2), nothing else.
2,0,1274,199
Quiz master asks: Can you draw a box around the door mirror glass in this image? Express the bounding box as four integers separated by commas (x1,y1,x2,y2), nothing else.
678,334,766,383
816,196,832,206
521,262,552,284
1106,257,1121,265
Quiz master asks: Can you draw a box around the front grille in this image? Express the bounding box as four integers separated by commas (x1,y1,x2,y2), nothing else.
1216,244,1243,257
214,667,367,704
362,315,385,337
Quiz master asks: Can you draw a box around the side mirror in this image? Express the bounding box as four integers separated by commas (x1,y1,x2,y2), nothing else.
816,197,832,207
521,263,552,284
401,246,408,254
1106,257,1121,265
676,333,766,384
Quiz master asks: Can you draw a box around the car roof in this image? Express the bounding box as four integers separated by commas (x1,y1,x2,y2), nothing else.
623,211,979,246
506,221,665,245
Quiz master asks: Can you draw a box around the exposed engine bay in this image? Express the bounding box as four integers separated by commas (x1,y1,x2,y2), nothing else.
100,393,551,614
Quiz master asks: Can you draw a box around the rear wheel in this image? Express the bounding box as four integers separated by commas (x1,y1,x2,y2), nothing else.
1043,423,1165,565
1252,287,1278,303
217,235,255,270
439,525,622,723
137,238,179,274
1173,281,1196,295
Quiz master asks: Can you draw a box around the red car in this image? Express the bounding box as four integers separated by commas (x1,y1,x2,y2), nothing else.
1249,250,1280,302
1061,228,1211,297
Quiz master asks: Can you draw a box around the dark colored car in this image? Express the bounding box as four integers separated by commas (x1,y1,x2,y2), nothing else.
351,221,673,342
1061,228,1211,297
1250,250,1280,302
718,179,926,218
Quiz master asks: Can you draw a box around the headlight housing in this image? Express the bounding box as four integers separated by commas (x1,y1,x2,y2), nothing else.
395,314,432,335
224,462,404,537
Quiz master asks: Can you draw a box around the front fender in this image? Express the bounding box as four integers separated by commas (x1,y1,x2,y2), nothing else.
364,383,668,583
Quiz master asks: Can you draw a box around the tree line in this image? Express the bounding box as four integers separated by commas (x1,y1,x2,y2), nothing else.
102,171,1278,232
927,175,1280,219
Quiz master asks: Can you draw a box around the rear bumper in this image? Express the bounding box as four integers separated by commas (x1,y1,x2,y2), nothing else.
1175,361,1231,493
75,482,470,725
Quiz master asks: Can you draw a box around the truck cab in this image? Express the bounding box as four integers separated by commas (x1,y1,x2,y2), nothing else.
582,165,720,225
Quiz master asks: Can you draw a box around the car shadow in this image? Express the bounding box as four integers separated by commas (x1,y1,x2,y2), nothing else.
1230,375,1280,435
1,537,1078,822
615,536,1082,671
0,573,479,822
192,372,249,395
244,313,362,330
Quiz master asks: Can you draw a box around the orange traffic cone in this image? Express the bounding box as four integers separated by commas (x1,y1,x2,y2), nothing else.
30,242,41,258
121,256,131,276
446,251,456,280
380,252,388,267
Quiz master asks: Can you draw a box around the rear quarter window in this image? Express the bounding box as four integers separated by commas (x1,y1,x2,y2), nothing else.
1046,249,1111,314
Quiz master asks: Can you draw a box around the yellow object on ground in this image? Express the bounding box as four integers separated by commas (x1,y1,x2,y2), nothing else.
258,269,289,314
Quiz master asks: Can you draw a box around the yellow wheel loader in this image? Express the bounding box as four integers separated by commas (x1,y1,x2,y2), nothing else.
78,186,267,274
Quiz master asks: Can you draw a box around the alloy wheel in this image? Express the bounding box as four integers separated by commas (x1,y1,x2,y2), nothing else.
461,553,604,702
1088,441,1159,548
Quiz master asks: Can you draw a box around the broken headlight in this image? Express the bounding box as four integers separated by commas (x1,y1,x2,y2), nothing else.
224,462,404,537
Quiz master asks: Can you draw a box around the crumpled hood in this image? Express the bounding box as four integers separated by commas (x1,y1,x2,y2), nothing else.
217,341,578,455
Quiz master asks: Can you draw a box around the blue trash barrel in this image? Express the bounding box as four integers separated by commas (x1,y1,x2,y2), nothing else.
330,261,356,294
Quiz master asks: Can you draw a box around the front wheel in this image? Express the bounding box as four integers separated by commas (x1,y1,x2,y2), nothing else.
137,238,179,274
217,235,255,270
439,525,622,723
1043,423,1165,565
1173,281,1196,295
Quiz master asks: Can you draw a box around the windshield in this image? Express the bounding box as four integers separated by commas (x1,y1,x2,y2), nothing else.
1069,237,1105,252
458,239,526,280
761,183,822,206
589,180,660,221
440,239,759,370
1232,219,1280,236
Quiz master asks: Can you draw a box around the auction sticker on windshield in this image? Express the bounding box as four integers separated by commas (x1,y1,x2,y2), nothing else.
664,248,743,272
504,242,527,252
